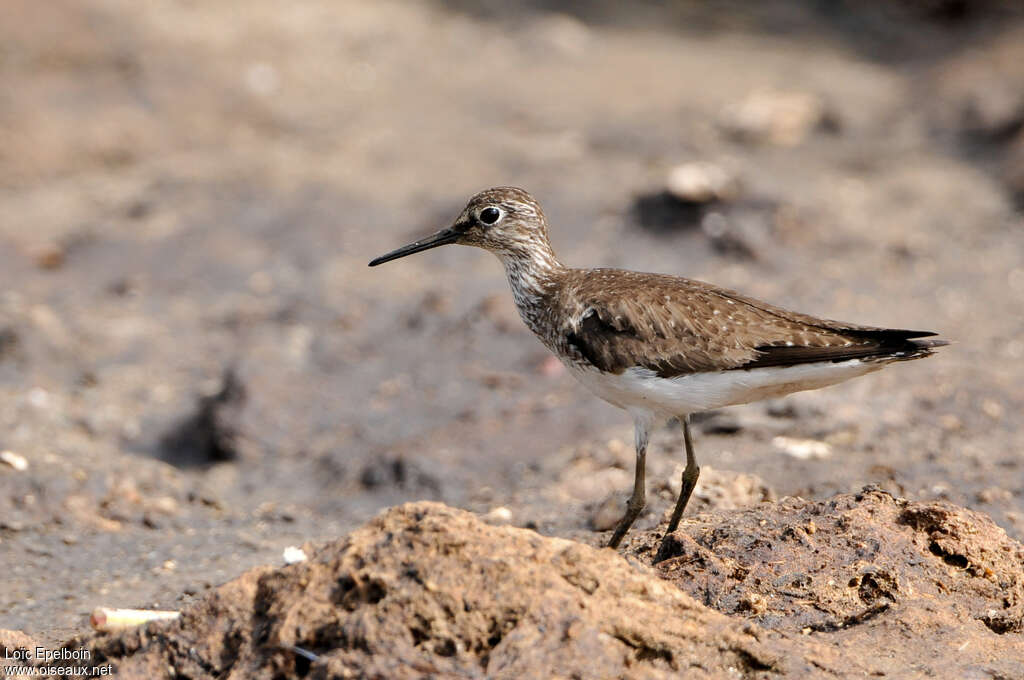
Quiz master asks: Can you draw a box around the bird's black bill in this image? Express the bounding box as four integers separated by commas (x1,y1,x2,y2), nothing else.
368,228,460,266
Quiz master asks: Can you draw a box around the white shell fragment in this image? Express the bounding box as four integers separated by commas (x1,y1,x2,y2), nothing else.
90,607,180,632
482,506,513,525
772,436,833,460
666,162,740,203
0,450,28,471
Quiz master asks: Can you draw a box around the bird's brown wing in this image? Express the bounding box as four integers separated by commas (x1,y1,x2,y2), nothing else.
560,269,941,377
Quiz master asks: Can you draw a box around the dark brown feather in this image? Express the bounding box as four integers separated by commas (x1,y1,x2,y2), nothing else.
556,269,944,377
741,337,946,369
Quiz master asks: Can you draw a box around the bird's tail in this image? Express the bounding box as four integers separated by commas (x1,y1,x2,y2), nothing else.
882,337,951,363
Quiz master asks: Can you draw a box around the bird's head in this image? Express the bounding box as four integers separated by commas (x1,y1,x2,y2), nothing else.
369,187,553,267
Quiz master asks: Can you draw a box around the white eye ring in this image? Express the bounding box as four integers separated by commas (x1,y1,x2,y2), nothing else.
479,206,502,225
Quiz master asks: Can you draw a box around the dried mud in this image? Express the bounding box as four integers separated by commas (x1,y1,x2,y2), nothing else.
15,497,1024,679
2,0,1023,677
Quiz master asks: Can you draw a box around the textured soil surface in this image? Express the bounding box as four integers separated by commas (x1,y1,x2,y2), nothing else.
2,0,1023,677
647,489,1024,677
10,498,1024,679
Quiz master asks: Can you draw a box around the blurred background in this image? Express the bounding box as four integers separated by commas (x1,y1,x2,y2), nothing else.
1,0,1022,644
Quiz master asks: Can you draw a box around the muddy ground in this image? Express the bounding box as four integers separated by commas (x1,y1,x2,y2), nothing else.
11,495,1024,678
1,0,1023,673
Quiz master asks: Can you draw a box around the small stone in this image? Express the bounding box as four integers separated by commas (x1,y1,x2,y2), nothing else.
0,450,28,471
482,506,513,525
665,162,740,204
286,325,314,364
683,465,775,510
721,89,832,146
605,439,627,458
151,496,180,515
772,436,832,460
34,244,66,270
27,387,49,409
283,546,308,564
976,487,1012,504
591,494,626,532
824,429,858,447
939,414,962,431
738,591,769,615
981,399,1003,420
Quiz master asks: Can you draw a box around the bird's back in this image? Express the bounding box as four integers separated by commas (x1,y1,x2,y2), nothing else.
543,268,944,378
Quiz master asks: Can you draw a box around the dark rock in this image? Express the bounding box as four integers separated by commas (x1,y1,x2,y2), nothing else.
631,191,703,232
157,368,246,467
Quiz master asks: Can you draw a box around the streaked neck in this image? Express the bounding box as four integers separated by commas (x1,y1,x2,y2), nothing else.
496,242,563,325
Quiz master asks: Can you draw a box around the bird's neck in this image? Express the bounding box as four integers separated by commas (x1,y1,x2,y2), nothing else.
497,243,564,331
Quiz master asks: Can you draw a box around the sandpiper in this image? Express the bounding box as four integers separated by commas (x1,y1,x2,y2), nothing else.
369,187,947,549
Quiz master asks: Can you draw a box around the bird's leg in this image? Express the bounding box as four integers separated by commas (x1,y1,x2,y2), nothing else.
606,418,650,549
665,415,700,536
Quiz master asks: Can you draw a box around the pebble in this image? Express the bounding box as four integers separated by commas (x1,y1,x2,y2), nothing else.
0,450,28,471
591,494,626,531
482,506,513,525
939,414,962,431
27,387,50,409
34,244,66,270
283,546,308,564
981,399,1003,420
772,436,832,460
721,89,831,146
665,162,740,204
976,487,1012,504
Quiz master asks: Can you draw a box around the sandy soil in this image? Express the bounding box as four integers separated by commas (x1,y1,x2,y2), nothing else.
13,498,1024,678
1,0,1022,665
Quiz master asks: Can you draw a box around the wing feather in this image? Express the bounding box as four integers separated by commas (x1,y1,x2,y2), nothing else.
559,269,942,377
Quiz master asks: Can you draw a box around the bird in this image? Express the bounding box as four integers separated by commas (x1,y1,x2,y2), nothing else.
368,187,947,549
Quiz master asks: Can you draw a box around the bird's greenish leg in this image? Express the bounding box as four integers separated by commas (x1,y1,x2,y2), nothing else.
665,415,700,536
606,418,650,549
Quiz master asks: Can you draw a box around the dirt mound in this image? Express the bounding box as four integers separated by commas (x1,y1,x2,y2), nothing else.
36,494,1024,678
47,502,852,679
643,488,1024,677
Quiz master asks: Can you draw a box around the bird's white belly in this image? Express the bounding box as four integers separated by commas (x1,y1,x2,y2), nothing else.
567,361,882,420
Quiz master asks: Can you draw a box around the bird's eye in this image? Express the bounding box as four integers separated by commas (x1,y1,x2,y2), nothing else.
479,207,502,225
